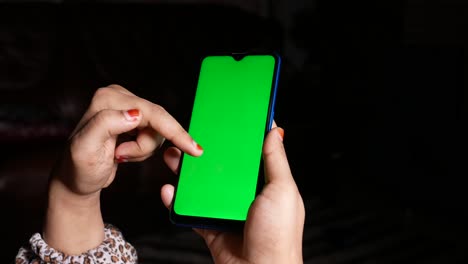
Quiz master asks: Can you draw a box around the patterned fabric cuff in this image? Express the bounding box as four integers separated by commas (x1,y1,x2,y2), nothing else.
15,224,138,264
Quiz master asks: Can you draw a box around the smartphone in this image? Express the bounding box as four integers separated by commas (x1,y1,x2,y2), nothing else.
170,52,281,230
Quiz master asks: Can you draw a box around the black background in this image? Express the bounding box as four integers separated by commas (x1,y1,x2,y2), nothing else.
1,0,467,263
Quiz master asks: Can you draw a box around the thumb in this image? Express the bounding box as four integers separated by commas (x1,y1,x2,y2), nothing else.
74,109,142,148
263,127,293,184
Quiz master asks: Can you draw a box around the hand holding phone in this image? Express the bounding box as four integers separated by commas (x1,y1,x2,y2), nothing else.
162,125,305,263
170,52,281,230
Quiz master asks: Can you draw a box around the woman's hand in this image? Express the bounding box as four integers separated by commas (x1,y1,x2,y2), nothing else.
43,85,203,255
55,84,202,196
161,125,305,264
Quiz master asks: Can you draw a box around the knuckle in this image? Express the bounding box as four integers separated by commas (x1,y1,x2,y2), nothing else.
93,87,112,98
150,104,166,115
263,145,276,158
90,88,110,109
106,84,124,90
167,123,186,142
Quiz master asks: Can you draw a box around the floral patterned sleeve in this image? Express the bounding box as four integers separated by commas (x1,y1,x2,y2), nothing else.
15,224,138,264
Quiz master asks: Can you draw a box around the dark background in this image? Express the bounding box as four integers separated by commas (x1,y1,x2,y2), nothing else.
1,0,467,263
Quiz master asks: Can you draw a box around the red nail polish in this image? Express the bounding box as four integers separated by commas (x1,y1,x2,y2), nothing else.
116,156,128,163
193,140,203,151
196,143,203,151
127,109,139,117
277,128,284,141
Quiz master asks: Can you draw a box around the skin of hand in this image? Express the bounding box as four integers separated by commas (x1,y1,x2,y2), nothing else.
161,125,306,264
43,85,203,255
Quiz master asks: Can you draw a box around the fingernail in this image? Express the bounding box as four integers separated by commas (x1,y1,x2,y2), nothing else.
124,109,140,121
277,127,284,141
116,156,129,163
193,140,203,152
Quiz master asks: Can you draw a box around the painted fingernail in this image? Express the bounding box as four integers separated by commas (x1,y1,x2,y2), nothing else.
116,156,129,163
193,140,203,152
277,127,284,141
124,109,140,121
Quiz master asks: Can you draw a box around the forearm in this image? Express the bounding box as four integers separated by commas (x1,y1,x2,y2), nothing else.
43,178,105,255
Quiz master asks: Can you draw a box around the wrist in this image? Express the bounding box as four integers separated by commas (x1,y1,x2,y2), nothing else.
43,178,104,255
47,176,101,208
244,245,303,264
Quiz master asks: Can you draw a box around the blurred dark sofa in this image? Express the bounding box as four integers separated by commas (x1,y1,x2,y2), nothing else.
0,2,284,261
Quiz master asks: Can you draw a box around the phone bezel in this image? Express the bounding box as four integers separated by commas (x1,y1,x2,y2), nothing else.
169,51,282,231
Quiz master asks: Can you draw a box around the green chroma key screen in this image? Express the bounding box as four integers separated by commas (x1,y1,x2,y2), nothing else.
173,54,277,221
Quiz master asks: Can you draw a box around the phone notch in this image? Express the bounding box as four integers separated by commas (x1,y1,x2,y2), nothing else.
231,52,248,61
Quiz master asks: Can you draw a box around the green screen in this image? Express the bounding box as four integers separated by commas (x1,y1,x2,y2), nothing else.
173,55,276,221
